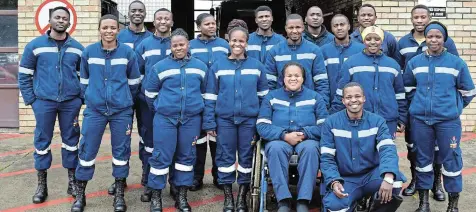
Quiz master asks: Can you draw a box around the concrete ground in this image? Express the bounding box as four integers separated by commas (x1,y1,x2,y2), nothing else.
1,132,476,212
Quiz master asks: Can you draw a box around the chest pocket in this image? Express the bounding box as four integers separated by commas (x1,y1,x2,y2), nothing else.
295,99,316,126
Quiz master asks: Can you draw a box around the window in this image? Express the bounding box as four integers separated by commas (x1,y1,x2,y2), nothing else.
0,0,17,10
194,0,223,36
0,16,18,47
0,0,18,85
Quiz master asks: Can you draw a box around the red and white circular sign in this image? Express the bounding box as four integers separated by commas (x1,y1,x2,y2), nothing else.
35,0,78,35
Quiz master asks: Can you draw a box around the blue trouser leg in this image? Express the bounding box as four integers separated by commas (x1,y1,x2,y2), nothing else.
411,117,436,190
385,120,397,138
75,108,107,181
216,118,238,184
110,108,133,179
173,115,201,187
295,140,320,201
236,118,256,185
57,97,82,169
32,99,57,170
435,119,463,193
265,140,293,202
137,94,154,184
148,115,178,190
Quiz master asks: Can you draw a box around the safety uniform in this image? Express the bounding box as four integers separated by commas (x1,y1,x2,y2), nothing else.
320,110,405,211
246,31,285,63
75,42,141,181
350,29,401,64
189,35,230,183
320,40,364,103
256,87,328,202
330,51,407,136
18,31,84,171
403,50,475,193
303,25,335,47
203,56,269,185
117,26,153,50
143,55,207,189
134,34,171,185
265,39,330,105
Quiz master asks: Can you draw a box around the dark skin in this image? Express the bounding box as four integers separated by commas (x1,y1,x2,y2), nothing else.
198,16,217,40
358,6,377,30
99,19,119,50
331,16,350,45
170,35,189,59
285,18,304,45
411,8,431,40
128,2,146,32
49,9,70,40
255,10,273,36
305,6,324,36
426,29,445,55
154,11,173,37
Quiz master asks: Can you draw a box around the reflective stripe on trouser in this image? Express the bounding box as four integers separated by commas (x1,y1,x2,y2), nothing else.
411,117,463,192
404,115,442,164
136,93,154,184
216,117,256,185
194,132,218,180
322,167,404,212
32,98,82,170
75,108,133,181
147,114,201,190
265,140,319,201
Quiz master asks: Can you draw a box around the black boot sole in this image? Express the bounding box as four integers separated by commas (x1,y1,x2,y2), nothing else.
32,197,48,204
141,193,152,202
114,206,127,212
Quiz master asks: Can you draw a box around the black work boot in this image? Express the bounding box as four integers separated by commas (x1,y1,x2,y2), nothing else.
189,179,203,191
71,180,87,212
356,196,368,211
415,190,431,212
446,193,459,212
141,186,152,202
223,184,235,212
67,168,77,197
432,164,445,201
403,164,417,196
108,180,128,195
150,189,163,212
32,170,48,204
113,178,127,212
170,184,178,201
236,184,249,212
175,186,191,212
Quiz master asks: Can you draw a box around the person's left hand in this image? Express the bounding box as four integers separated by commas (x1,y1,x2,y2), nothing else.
379,173,395,204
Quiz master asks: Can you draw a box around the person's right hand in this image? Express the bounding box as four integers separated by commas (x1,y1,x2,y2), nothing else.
284,132,303,146
207,130,217,137
332,182,348,199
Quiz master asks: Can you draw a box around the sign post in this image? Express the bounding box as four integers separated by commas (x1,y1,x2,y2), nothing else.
34,0,78,35
418,0,447,18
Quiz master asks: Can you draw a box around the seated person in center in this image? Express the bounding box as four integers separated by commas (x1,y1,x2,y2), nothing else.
257,62,328,212
320,82,405,212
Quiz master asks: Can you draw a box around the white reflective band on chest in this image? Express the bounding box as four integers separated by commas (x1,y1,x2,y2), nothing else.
275,55,291,61
142,49,161,59
324,58,339,66
111,58,128,66
331,129,352,138
241,69,261,76
35,146,51,155
166,49,171,55
158,69,180,80
442,165,461,177
257,118,272,124
246,45,261,51
399,46,418,55
329,207,350,212
376,139,395,150
358,127,378,138
128,77,141,85
216,70,235,78
412,67,429,75
257,89,269,96
212,46,229,53
79,158,95,166
33,47,58,56
175,163,193,171
270,98,290,107
266,45,274,50
313,74,328,82
237,164,252,173
266,74,277,81
19,67,34,75
349,66,375,75
124,43,134,49
150,167,169,175
296,99,316,107
396,93,406,100
405,87,416,92
336,89,343,96
145,90,159,98
88,58,105,65
202,93,218,100
316,119,325,125
459,89,476,97
62,143,78,151
435,67,459,77
416,163,433,172
321,147,336,156
393,181,403,188
218,164,236,173
144,146,153,153
112,157,128,166
190,48,208,54
379,66,399,77
297,53,316,60
344,57,348,62
65,47,83,56
196,136,207,144
185,68,206,78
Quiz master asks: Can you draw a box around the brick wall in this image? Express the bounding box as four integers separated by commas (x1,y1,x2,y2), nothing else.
18,0,101,133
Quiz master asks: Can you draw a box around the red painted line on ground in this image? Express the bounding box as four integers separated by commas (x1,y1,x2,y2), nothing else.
0,152,138,178
0,133,29,141
0,144,62,158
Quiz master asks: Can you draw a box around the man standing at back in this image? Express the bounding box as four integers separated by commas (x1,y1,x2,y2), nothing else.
303,6,334,47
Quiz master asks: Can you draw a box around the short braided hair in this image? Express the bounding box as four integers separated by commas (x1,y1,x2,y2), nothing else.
227,19,248,33
171,28,189,40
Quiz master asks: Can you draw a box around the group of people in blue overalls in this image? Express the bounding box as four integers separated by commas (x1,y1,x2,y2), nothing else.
19,1,474,212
